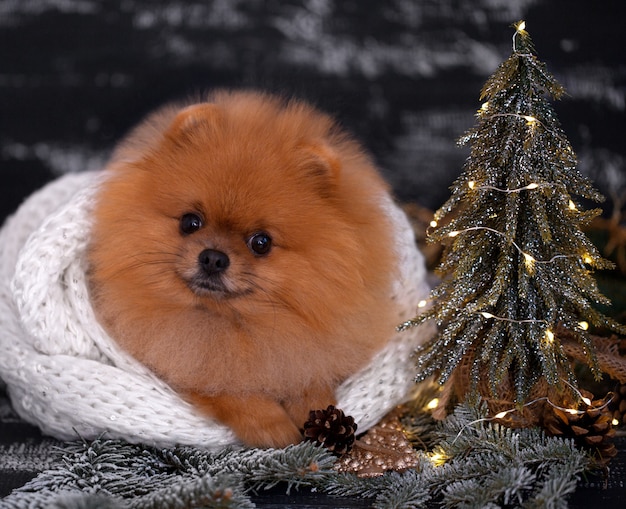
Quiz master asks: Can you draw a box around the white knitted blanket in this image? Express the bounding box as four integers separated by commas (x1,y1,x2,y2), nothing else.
0,170,432,449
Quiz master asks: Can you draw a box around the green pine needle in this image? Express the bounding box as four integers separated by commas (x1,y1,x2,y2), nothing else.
2,400,591,509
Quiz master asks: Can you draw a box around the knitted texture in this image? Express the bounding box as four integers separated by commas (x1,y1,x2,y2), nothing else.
0,171,432,449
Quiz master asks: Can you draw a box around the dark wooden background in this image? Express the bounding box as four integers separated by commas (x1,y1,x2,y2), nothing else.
1,0,625,223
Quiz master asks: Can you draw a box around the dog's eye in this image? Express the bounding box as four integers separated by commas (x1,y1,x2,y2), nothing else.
180,213,203,235
247,232,272,256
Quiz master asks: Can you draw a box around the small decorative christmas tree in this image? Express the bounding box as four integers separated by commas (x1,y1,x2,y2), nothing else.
400,21,626,405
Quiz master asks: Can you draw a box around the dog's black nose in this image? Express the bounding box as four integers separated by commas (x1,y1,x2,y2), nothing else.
198,249,230,275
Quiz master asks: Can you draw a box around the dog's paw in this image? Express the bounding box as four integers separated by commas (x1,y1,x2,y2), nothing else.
184,391,302,448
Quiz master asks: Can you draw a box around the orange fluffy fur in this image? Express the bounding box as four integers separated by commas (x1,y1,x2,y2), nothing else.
88,91,398,448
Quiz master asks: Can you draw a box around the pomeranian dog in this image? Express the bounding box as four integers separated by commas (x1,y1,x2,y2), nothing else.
87,90,399,448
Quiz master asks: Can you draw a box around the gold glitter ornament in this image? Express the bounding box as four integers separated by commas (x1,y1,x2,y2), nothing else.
335,410,420,478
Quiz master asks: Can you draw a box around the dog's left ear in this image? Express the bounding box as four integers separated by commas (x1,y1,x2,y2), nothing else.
300,142,342,183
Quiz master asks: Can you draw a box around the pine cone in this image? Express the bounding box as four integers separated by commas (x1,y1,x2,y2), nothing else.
542,390,617,467
303,405,357,455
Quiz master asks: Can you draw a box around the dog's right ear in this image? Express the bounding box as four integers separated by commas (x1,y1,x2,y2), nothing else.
167,103,222,139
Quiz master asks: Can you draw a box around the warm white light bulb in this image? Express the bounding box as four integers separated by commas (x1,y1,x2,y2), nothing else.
429,452,446,466
578,321,589,331
526,183,539,190
480,312,494,319
417,300,428,308
545,329,554,343
522,115,537,125
517,21,526,31
468,180,476,189
430,220,438,228
494,411,509,419
448,231,460,237
427,398,439,410
523,252,536,273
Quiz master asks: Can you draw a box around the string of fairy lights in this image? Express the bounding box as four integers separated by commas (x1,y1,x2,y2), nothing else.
512,20,527,51
407,299,590,345
425,386,617,466
420,102,597,341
